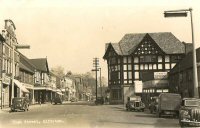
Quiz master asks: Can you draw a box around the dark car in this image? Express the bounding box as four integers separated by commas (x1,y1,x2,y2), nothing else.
126,100,145,112
179,98,200,127
70,97,78,102
54,96,63,104
11,97,29,112
95,97,104,105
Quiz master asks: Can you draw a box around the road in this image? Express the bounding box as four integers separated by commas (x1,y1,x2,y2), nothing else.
0,101,180,128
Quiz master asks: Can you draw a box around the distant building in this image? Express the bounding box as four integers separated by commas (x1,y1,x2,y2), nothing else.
169,47,200,98
103,32,187,104
30,58,50,104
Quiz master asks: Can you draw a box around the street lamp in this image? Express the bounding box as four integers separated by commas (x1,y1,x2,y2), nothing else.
164,8,199,98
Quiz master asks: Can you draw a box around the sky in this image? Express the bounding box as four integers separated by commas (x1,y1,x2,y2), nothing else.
0,0,200,78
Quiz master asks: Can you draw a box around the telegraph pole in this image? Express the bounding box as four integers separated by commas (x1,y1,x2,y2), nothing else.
92,58,99,101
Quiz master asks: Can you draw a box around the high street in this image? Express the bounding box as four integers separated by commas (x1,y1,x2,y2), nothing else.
0,102,180,128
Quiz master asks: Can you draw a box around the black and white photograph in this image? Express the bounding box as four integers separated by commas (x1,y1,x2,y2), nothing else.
0,0,200,128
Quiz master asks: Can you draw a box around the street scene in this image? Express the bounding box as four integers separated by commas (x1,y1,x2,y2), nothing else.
1,0,200,128
0,101,179,128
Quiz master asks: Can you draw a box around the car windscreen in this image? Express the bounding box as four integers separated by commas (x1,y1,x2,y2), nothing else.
13,99,22,102
185,100,200,107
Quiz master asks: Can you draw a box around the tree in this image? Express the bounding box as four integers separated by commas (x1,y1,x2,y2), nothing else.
51,66,65,78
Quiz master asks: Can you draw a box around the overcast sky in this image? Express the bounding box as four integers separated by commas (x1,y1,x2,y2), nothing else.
0,0,200,78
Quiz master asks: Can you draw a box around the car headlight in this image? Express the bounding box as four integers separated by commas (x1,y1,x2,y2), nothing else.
180,110,190,119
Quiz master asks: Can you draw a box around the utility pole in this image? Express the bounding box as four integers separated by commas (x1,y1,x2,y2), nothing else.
92,58,99,101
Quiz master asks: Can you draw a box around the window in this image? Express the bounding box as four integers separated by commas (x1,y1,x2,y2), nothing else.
135,72,139,79
139,55,157,62
153,64,157,69
123,57,127,63
140,65,144,70
171,63,176,68
158,64,162,69
144,64,148,70
128,72,132,79
134,64,139,70
134,57,139,63
128,65,132,70
158,56,162,62
165,55,170,62
123,65,127,70
149,64,152,70
128,57,132,63
124,72,127,79
165,64,170,69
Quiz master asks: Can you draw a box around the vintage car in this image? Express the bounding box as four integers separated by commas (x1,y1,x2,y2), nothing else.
95,97,104,105
11,97,29,112
179,98,200,127
54,96,63,104
126,96,145,112
70,97,78,102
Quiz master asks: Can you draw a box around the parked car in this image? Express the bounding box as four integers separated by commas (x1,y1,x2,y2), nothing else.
149,97,158,114
126,96,145,112
179,98,200,127
157,93,181,117
95,97,104,105
54,96,63,104
70,97,78,102
11,97,29,112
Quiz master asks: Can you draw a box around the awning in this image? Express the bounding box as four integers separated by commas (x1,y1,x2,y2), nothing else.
56,92,64,95
14,79,29,93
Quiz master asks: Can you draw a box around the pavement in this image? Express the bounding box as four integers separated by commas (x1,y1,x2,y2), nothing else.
0,101,72,114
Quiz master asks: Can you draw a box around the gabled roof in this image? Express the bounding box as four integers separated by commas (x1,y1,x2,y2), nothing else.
0,34,5,41
170,47,200,74
29,58,49,72
148,32,185,54
119,33,146,55
104,32,185,59
19,53,36,74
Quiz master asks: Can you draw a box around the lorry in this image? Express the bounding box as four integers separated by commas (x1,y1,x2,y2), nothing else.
157,93,181,117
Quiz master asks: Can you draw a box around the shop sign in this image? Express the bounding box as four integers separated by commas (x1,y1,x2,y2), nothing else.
134,80,143,93
154,72,168,79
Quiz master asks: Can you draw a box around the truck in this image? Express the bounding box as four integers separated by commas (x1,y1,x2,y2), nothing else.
157,93,181,117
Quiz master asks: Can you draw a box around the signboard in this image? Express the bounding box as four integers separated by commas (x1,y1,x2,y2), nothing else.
154,72,168,79
134,80,143,93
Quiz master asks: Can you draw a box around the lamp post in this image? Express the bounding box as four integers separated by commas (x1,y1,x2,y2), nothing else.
99,68,102,97
164,8,199,98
